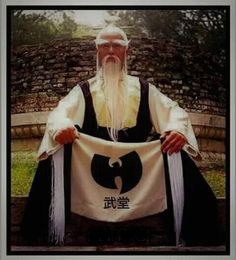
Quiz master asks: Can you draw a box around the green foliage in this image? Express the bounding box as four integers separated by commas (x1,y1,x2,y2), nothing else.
73,24,97,38
11,151,37,196
179,10,227,55
57,12,78,39
11,10,58,46
11,10,88,47
108,9,227,55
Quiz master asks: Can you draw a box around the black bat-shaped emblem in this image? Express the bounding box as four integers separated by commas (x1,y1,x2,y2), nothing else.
91,151,142,194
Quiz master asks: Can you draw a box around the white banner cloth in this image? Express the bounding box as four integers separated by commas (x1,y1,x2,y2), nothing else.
70,133,167,222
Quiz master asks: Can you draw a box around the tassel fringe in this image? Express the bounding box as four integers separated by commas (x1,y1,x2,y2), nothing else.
167,152,184,246
49,147,65,245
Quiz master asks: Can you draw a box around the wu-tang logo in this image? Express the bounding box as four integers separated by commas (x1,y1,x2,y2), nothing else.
91,151,142,194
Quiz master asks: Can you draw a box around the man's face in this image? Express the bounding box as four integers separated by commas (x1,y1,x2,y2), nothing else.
97,33,127,67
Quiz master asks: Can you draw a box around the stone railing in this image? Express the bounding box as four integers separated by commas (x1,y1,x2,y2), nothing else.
11,111,225,162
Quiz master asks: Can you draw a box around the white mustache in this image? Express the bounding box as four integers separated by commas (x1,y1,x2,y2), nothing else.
102,55,120,64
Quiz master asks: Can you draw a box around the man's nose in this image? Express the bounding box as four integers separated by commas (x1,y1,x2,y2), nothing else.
108,45,114,54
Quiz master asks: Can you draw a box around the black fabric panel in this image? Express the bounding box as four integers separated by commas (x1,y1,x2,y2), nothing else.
180,151,219,246
21,157,52,245
79,81,98,136
136,78,153,139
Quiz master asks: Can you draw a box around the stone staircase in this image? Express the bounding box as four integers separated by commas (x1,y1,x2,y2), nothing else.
10,197,227,253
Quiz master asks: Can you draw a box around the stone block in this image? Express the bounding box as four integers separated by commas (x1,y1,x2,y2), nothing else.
78,61,92,66
58,77,66,83
46,59,56,64
130,71,141,76
71,67,82,72
78,71,88,77
36,65,44,70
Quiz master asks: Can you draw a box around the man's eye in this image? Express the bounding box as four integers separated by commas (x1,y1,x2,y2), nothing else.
101,44,109,49
99,43,122,49
113,44,122,49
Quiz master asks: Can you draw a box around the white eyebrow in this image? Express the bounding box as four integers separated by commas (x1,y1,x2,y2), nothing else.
113,39,129,46
95,39,129,46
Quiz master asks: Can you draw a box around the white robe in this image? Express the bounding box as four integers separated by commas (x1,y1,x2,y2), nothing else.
37,75,201,160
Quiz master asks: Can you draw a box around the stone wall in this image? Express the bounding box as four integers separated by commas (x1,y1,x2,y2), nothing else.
11,37,226,116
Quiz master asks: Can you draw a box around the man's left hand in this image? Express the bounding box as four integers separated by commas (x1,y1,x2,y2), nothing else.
160,131,187,155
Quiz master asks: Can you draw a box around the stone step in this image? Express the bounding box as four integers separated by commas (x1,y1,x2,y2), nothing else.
10,197,227,250
11,245,226,252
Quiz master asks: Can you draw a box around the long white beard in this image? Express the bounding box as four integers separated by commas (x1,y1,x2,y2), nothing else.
97,55,127,141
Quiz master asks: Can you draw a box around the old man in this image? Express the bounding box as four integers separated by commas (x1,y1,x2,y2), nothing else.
22,20,218,247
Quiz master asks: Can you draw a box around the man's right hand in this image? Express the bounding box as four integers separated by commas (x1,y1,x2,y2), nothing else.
54,126,79,144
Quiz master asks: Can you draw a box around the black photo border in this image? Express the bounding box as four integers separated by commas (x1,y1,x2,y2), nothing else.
3,3,232,258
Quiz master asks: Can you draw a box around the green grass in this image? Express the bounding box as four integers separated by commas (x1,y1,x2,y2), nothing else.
11,152,226,198
202,169,226,198
11,152,37,196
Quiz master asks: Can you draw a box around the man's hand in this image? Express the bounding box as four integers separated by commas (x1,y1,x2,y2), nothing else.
160,131,187,155
54,126,79,145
